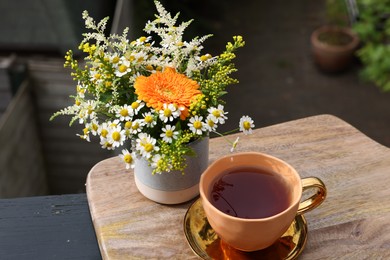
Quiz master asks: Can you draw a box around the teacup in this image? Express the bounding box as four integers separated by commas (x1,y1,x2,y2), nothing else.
199,152,326,252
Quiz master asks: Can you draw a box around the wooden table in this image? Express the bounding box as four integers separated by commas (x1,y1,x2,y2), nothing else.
86,114,390,259
1,114,390,259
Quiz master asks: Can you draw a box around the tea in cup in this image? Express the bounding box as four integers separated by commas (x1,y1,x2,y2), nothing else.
199,152,326,251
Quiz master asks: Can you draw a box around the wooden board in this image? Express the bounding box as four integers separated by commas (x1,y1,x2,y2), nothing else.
86,114,390,259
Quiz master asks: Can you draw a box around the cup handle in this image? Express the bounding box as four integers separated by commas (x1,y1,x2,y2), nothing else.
297,177,327,215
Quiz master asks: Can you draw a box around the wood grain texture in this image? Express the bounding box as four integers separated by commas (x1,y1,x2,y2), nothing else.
86,114,390,259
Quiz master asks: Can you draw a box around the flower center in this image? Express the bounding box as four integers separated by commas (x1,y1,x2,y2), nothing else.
164,108,172,117
212,110,221,118
165,130,173,137
243,121,251,130
193,121,202,129
144,143,154,152
125,121,132,129
131,102,140,109
124,154,133,164
145,115,153,123
112,131,121,141
120,108,128,117
112,56,120,63
119,65,127,73
101,129,108,138
208,120,215,127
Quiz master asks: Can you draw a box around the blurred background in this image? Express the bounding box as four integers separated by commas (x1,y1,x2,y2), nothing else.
0,0,389,198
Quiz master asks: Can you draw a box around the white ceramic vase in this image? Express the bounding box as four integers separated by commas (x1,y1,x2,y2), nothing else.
134,137,209,204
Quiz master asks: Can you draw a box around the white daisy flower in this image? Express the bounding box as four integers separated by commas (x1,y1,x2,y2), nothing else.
86,119,99,136
239,116,255,135
160,125,179,143
116,104,133,121
110,54,120,64
196,53,212,63
114,58,131,77
107,125,126,148
188,116,206,135
133,51,148,63
136,133,159,159
97,122,110,141
131,36,152,46
76,127,90,142
205,114,218,131
129,119,143,134
142,112,156,127
100,138,114,150
76,83,86,98
150,154,163,171
208,105,228,124
90,70,104,84
78,111,86,124
123,121,133,137
119,149,136,169
130,100,145,115
159,103,180,122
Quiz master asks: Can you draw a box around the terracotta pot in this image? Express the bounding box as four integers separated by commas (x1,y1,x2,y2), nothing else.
134,137,209,204
311,26,359,73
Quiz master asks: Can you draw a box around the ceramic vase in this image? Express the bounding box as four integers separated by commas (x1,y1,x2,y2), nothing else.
134,137,209,204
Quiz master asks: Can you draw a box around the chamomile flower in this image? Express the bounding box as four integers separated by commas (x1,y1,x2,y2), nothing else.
159,103,180,122
188,116,206,135
208,105,227,124
117,105,133,121
110,54,120,64
150,154,163,171
123,121,133,137
131,36,152,46
119,149,136,169
97,122,110,140
130,100,145,115
114,58,131,77
142,112,156,127
160,125,179,143
205,114,218,131
77,127,91,142
107,125,126,148
90,70,104,84
239,116,255,135
136,133,159,159
86,119,99,136
129,119,143,134
76,83,86,98
100,138,114,150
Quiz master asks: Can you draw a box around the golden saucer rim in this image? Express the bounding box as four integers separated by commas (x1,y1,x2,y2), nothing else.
183,198,308,260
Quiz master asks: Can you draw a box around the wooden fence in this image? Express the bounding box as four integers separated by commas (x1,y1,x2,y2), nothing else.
27,58,114,194
0,80,48,198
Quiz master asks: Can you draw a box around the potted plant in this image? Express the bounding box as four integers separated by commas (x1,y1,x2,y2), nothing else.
352,0,390,91
50,1,255,204
311,0,360,72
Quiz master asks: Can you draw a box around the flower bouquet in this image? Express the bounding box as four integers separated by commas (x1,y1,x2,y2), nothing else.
51,1,254,175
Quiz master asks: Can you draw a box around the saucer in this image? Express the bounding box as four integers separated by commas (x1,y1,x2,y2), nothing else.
183,198,308,260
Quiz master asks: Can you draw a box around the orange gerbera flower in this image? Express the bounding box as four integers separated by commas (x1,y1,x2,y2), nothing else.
134,67,201,115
